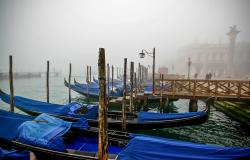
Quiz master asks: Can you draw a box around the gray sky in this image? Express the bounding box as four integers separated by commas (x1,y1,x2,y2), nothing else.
0,0,249,75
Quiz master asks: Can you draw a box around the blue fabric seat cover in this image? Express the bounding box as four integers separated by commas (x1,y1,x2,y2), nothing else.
0,147,30,160
0,92,98,119
16,113,72,152
118,135,250,160
138,111,205,122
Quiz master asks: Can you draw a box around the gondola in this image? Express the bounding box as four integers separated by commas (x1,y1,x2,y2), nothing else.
0,109,128,160
0,146,30,160
92,77,129,91
0,109,249,160
92,76,123,86
64,79,123,98
74,78,99,89
0,89,209,130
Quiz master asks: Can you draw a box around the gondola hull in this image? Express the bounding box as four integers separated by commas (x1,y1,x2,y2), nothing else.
0,89,209,130
0,138,98,160
0,109,249,160
15,104,209,130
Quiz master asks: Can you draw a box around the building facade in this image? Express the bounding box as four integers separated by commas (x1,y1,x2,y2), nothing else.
176,26,250,79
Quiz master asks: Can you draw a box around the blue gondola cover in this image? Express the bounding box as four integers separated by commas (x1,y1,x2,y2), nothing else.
16,113,72,152
138,111,206,122
0,147,30,160
0,91,98,119
0,109,33,140
118,135,250,160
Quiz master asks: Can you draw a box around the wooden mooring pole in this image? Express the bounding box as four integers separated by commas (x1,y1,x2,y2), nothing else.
141,65,144,84
107,64,110,102
9,55,14,112
160,74,164,113
116,67,118,79
139,63,142,92
189,99,198,112
122,58,127,131
68,63,72,103
46,60,49,103
134,72,137,97
86,65,89,83
129,62,134,113
89,66,92,83
98,48,108,160
85,66,90,102
111,65,114,97
152,48,155,94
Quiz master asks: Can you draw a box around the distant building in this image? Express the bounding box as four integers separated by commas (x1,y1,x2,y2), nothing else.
157,66,184,79
176,26,250,79
158,67,168,75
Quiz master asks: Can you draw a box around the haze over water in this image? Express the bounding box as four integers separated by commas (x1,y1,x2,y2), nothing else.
0,77,249,147
0,0,249,76
0,0,249,149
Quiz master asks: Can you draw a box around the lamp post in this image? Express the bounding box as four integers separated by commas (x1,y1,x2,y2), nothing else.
139,48,155,93
187,57,192,79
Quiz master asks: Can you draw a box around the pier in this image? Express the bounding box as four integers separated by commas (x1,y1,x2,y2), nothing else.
153,79,250,101
109,79,250,107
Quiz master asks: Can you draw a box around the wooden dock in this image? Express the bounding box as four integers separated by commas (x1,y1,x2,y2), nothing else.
154,79,250,101
109,79,250,106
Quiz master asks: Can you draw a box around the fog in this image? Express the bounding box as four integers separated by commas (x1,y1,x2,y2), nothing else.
0,0,249,76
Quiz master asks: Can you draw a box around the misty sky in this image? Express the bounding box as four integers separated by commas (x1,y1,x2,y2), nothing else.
0,0,249,75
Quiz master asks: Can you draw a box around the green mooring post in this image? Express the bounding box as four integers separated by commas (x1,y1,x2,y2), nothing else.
98,48,108,160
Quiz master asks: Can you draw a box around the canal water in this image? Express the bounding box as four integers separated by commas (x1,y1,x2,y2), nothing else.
0,76,249,147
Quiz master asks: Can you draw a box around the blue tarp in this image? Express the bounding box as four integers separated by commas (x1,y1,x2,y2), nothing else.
0,109,89,141
92,78,130,91
0,91,98,119
0,147,30,160
138,111,206,122
0,109,33,140
66,102,98,119
16,113,72,152
65,80,122,97
74,81,99,89
65,135,122,154
117,135,250,160
144,86,153,94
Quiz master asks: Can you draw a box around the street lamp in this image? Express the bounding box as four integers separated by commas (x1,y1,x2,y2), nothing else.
139,48,155,93
187,57,192,79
